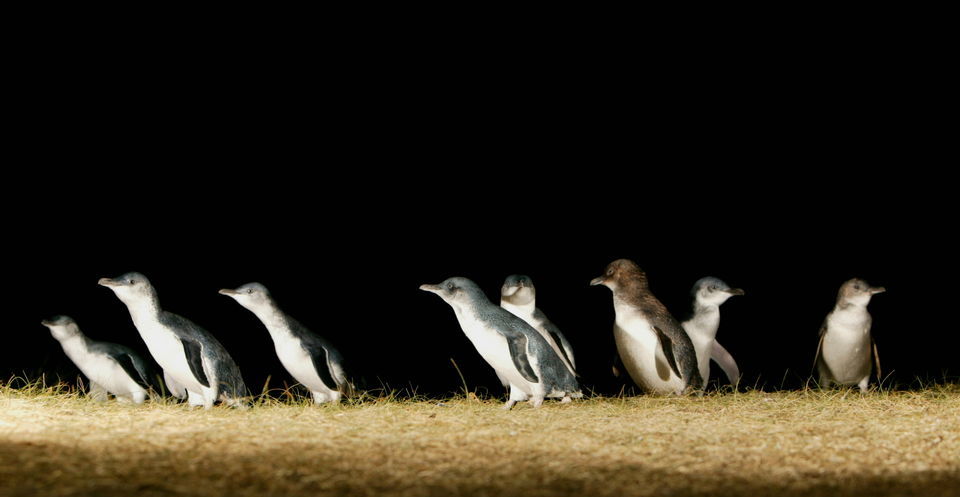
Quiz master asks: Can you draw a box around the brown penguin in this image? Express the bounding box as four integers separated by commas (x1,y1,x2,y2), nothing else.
591,259,703,394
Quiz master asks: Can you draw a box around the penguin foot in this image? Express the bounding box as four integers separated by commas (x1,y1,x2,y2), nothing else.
502,400,517,410
530,397,544,408
561,396,572,404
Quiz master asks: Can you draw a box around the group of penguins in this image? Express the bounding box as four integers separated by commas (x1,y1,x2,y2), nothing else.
40,259,885,410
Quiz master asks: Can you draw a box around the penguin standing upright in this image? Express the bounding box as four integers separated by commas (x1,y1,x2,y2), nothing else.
814,278,885,392
681,277,743,386
500,275,576,373
220,282,352,404
99,272,248,408
421,277,581,409
42,315,155,404
591,259,703,394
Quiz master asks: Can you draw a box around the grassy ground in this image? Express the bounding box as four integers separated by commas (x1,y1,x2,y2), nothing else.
1,382,958,497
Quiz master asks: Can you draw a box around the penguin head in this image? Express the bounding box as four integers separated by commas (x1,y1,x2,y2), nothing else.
501,274,536,306
41,315,81,341
219,282,273,310
420,277,488,308
98,272,157,305
590,259,648,291
692,277,745,306
838,278,885,306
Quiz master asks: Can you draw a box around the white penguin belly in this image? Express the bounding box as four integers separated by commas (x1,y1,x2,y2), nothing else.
275,340,335,394
458,317,537,395
67,350,141,396
822,319,871,384
614,312,683,394
137,321,206,393
681,322,715,383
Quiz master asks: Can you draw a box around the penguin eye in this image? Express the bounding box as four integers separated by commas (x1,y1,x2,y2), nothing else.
606,268,614,276
128,279,135,285
247,288,254,294
853,284,862,290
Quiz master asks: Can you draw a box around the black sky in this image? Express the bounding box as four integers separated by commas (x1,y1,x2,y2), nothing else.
6,31,955,397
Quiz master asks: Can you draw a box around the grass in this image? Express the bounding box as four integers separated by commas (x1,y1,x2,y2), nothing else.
1,380,959,497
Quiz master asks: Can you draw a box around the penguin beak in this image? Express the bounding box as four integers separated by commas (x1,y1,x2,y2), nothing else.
40,319,54,327
870,286,886,295
727,288,745,296
419,284,441,294
98,277,119,287
218,289,239,296
590,276,605,286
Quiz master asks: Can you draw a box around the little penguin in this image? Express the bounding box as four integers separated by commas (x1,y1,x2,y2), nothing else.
680,277,744,386
219,283,353,404
814,278,885,392
591,259,703,394
421,277,582,409
99,272,248,408
41,315,154,403
500,275,576,377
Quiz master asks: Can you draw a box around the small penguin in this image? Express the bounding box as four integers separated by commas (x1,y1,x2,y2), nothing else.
42,315,154,403
219,283,352,404
500,275,576,376
591,259,703,394
421,277,581,409
99,272,248,408
680,277,744,385
814,278,885,392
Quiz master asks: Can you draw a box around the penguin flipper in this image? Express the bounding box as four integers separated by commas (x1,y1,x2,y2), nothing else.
112,353,151,390
306,344,339,392
180,338,210,388
812,320,827,374
534,310,576,371
544,323,576,374
710,341,740,384
872,338,882,381
506,335,539,383
128,352,162,393
653,326,682,379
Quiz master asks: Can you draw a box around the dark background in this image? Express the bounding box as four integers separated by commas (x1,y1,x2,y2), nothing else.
5,22,955,398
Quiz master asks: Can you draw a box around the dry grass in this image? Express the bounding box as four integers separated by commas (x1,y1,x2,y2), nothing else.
1,381,958,497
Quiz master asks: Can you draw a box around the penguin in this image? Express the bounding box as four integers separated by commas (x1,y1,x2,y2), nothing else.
420,277,581,409
814,278,885,392
99,272,248,408
591,259,703,394
219,283,353,404
680,277,744,386
500,275,576,374
41,315,154,403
